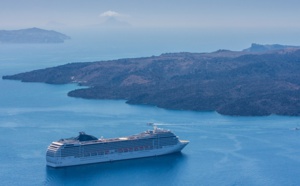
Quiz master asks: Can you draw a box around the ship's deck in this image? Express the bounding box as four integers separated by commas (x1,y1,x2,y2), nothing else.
56,128,172,145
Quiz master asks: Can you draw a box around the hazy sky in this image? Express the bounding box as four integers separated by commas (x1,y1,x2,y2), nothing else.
1,0,300,30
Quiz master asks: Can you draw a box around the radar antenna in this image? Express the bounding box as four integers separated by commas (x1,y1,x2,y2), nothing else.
147,122,154,126
147,122,158,131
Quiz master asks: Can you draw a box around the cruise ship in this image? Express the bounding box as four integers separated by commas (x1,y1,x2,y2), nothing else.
46,125,189,167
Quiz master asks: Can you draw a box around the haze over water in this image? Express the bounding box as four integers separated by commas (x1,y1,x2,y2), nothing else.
1,31,300,185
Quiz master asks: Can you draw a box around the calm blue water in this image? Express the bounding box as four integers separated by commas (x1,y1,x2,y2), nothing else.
1,30,300,186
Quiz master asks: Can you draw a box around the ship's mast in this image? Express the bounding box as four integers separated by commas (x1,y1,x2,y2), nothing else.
147,122,158,132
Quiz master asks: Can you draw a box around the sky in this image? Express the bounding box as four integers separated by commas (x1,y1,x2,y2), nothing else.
1,0,300,30
1,0,300,52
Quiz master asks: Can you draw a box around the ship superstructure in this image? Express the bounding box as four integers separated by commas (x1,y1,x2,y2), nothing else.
46,125,189,167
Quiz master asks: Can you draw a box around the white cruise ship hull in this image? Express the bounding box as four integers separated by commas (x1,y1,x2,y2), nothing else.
47,140,188,167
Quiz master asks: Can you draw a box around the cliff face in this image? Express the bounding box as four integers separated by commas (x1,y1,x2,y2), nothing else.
3,45,300,116
243,43,300,52
0,27,70,43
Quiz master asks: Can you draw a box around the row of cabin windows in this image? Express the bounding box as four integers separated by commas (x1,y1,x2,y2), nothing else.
60,137,178,156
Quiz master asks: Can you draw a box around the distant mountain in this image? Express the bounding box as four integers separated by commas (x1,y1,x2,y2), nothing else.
243,43,300,52
98,17,131,28
0,27,70,43
101,17,131,27
3,44,300,116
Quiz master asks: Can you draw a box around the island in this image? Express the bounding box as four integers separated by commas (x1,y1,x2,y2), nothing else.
0,27,70,43
3,44,300,116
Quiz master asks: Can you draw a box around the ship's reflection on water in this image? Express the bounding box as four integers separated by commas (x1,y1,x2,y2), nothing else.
45,152,188,185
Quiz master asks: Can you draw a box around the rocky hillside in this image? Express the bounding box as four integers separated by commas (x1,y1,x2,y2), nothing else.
3,45,300,116
243,43,300,52
0,27,70,43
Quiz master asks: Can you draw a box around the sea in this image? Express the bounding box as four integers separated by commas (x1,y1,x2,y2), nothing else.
1,29,300,186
